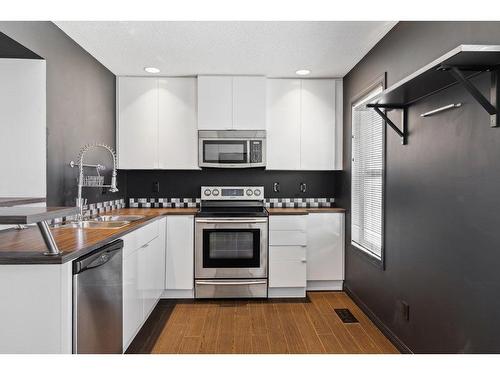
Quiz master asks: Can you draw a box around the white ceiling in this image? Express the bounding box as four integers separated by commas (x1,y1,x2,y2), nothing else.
55,21,397,77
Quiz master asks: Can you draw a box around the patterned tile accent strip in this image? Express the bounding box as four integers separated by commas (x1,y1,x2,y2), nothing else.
129,198,201,208
128,197,334,209
50,198,126,224
265,198,335,208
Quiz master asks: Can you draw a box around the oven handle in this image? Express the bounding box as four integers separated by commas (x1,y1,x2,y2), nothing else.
195,218,268,224
195,280,267,286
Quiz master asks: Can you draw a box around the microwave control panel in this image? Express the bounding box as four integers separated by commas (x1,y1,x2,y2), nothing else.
249,140,263,163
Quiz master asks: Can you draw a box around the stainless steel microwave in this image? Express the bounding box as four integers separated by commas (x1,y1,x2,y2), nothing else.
198,130,266,168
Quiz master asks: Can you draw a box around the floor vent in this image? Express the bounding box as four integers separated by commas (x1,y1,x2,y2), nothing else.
335,308,359,323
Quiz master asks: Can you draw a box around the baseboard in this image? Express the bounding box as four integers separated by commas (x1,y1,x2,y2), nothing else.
161,289,194,299
268,287,306,298
307,280,343,291
344,284,413,354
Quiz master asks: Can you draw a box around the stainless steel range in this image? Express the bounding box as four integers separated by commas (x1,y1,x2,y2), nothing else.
195,186,268,299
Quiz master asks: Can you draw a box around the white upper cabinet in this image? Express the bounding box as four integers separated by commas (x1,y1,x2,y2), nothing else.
197,75,266,130
197,76,233,130
266,78,342,171
117,77,159,169
117,77,199,169
300,79,336,170
233,76,266,130
266,79,301,170
158,78,198,169
0,59,46,198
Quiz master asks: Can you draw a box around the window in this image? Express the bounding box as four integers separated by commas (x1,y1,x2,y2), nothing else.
351,84,384,261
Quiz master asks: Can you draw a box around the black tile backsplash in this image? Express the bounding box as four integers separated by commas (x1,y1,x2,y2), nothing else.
122,169,341,199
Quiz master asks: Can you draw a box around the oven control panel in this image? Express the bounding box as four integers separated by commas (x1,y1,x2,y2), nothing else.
201,186,264,200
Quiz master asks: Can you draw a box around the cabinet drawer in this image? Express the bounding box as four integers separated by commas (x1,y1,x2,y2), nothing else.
136,220,159,249
270,230,306,246
121,231,138,258
270,246,306,262
269,215,306,231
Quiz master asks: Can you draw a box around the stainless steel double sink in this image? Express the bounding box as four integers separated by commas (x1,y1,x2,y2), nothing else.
53,215,145,229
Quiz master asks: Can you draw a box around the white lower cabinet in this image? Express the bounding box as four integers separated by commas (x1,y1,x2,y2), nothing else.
0,262,72,354
140,221,166,318
306,213,345,291
122,218,165,352
123,239,142,351
268,215,308,298
165,215,194,298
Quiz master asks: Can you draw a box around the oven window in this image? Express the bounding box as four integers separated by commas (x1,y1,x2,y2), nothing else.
203,229,260,268
203,140,248,164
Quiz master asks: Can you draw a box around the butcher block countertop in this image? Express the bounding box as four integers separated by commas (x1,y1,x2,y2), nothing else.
267,207,346,215
0,206,345,265
0,208,197,265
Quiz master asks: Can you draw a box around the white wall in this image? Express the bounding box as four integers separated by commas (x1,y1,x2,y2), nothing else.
0,59,46,198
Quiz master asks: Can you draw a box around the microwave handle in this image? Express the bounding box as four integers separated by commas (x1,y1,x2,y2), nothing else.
247,140,251,163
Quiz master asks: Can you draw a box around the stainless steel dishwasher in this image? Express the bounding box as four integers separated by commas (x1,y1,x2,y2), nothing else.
73,239,123,354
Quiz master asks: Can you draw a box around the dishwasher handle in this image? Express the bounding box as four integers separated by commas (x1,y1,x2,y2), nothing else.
73,239,123,274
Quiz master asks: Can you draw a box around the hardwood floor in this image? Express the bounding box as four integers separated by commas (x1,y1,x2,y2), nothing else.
128,292,399,354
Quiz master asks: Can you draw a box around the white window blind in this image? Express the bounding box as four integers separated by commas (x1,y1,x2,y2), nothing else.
351,85,384,259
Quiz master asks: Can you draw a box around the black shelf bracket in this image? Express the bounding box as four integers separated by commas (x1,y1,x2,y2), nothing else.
367,104,408,145
443,65,499,127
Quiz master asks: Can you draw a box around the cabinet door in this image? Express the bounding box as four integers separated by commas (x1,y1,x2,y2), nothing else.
300,79,336,170
266,79,301,170
158,78,198,169
139,236,164,318
0,59,46,198
197,76,233,130
306,213,344,281
117,77,159,169
269,246,307,288
123,246,142,351
166,215,194,290
233,76,266,130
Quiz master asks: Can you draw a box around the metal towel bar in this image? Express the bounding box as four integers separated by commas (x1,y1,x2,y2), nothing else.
420,103,462,117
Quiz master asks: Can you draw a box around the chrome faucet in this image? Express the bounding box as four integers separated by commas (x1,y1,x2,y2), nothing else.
72,143,119,222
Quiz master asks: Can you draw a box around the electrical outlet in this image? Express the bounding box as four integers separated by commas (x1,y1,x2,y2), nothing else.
400,300,410,321
273,182,280,193
152,181,160,193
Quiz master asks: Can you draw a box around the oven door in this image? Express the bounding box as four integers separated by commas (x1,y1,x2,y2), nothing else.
195,218,268,279
199,139,249,168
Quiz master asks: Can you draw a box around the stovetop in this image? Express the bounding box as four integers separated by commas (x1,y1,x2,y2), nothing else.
196,201,268,217
196,207,269,218
197,185,268,218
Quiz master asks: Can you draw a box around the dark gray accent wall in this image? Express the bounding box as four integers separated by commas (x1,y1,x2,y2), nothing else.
124,169,339,199
339,21,500,353
0,22,120,206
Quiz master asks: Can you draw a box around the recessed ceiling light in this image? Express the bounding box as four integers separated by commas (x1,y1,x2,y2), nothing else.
144,67,160,74
295,69,311,76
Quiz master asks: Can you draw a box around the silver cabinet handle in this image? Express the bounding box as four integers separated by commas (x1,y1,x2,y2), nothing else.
196,280,267,286
195,218,268,224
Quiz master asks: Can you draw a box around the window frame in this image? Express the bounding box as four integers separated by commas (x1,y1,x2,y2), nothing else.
350,74,387,269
